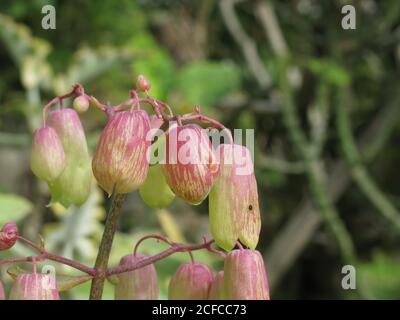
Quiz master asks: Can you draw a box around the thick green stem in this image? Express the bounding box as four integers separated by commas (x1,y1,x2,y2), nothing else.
89,193,126,300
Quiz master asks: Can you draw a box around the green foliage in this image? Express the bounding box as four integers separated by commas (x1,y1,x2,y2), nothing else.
176,61,241,108
0,193,32,225
130,34,175,100
43,187,105,262
359,253,400,299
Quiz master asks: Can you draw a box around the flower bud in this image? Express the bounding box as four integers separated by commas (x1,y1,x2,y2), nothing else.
224,249,270,300
47,108,92,207
73,95,90,113
30,127,65,182
0,222,18,251
208,271,226,300
161,124,219,205
168,262,213,300
92,110,151,195
139,164,175,208
0,281,5,300
9,273,60,300
209,144,260,250
114,254,158,300
136,74,151,92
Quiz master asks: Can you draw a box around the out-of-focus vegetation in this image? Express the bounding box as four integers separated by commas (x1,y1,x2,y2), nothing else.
0,0,399,299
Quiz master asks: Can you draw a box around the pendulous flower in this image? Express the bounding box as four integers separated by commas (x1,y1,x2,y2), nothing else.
161,124,219,205
223,249,270,300
30,127,65,182
0,281,5,300
47,108,92,207
209,144,261,250
114,254,159,300
92,110,151,195
139,164,175,208
168,262,213,300
208,271,226,300
9,273,60,300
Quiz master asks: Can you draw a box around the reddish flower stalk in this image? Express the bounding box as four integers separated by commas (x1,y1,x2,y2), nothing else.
0,235,97,276
107,239,217,276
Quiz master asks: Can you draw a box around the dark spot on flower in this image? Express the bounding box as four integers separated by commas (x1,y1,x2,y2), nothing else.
248,204,253,211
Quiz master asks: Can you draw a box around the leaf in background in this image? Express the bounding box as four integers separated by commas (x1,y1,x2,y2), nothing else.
175,61,241,109
6,265,92,291
358,252,400,299
43,185,105,264
0,14,53,90
0,193,32,225
129,33,175,100
55,46,134,94
307,59,350,86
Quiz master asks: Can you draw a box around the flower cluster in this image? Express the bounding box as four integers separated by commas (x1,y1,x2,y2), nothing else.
0,76,269,300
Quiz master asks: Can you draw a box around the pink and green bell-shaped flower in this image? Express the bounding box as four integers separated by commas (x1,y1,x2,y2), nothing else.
0,280,5,300
114,254,159,300
30,126,65,182
161,124,219,205
9,273,60,300
208,271,226,300
47,108,92,207
92,110,151,195
223,249,270,300
168,262,213,300
209,144,261,250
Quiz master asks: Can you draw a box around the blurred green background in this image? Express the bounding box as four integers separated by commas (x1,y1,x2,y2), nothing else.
0,0,399,299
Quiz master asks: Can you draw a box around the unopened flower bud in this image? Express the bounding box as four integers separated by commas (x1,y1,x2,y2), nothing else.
9,273,60,300
161,124,220,205
168,262,213,300
114,254,158,300
0,222,18,251
208,271,226,300
139,164,175,208
30,127,65,182
47,108,92,207
224,249,270,300
73,95,90,113
92,110,151,195
209,144,260,250
136,74,151,92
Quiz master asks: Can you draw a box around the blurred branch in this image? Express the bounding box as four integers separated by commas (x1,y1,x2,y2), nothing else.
266,96,400,290
0,132,29,147
277,59,357,267
219,0,271,89
309,83,330,158
253,0,302,87
336,88,400,231
257,154,305,174
254,0,288,56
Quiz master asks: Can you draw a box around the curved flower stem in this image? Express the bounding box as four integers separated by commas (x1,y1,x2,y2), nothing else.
13,236,96,275
89,193,126,300
133,234,174,255
41,84,83,127
0,235,96,275
107,239,216,276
